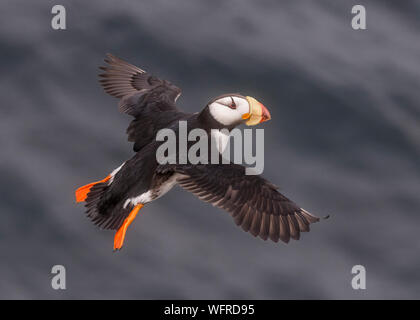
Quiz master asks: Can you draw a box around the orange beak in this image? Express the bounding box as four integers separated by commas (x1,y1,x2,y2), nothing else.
244,96,271,126
260,103,271,123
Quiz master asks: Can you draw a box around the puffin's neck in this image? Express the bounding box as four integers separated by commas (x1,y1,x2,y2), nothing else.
198,106,236,131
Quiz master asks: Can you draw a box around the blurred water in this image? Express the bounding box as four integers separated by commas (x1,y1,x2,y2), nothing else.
0,0,419,299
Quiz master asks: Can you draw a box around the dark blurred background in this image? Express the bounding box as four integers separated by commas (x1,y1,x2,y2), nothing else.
1,0,419,299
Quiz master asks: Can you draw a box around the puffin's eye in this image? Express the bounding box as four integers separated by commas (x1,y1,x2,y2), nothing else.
228,97,237,109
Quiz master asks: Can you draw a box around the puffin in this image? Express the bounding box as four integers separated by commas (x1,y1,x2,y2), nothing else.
75,54,321,251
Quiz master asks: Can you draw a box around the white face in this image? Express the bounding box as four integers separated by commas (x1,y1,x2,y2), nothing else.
208,95,250,126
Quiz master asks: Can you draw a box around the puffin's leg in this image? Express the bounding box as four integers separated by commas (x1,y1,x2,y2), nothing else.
75,175,111,203
113,204,144,251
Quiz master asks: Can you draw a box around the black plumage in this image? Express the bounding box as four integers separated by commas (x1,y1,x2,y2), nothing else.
79,54,320,244
159,164,319,243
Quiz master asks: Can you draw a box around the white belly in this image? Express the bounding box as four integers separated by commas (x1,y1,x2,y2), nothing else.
123,173,182,208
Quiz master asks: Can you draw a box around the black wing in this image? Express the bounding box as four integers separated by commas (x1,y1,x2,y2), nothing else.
161,164,320,243
99,54,187,151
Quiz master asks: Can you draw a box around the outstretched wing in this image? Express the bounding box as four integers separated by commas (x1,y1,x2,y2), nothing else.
161,164,320,243
99,54,187,151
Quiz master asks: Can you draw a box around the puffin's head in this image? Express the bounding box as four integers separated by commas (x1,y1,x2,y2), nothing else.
207,93,271,127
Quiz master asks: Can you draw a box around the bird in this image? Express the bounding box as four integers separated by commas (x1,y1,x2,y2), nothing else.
75,54,321,251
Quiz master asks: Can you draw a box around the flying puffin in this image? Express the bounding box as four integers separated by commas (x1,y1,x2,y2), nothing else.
75,54,320,251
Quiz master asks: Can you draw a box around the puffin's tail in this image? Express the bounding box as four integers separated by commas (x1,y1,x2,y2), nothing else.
75,163,125,203
75,163,129,231
75,175,121,229
75,176,111,203
76,172,144,251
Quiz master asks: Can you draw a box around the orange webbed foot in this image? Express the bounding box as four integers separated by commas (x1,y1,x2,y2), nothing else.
75,175,111,203
113,204,143,251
